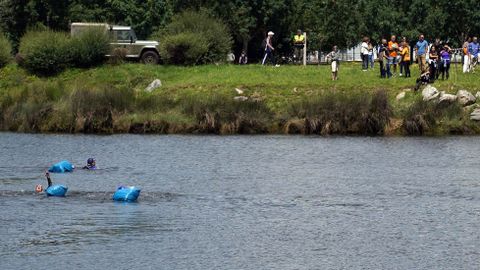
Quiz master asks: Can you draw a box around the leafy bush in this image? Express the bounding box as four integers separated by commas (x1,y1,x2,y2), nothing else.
154,10,233,65
70,28,110,67
159,32,208,65
18,30,70,76
0,33,12,68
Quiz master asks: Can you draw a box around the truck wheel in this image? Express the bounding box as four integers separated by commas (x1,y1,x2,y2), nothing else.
141,51,159,64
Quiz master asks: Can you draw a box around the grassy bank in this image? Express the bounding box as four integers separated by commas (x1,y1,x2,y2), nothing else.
1,63,479,135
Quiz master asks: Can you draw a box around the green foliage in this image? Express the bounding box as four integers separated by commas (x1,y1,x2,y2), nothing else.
154,10,233,64
287,90,392,135
18,30,71,76
18,28,110,76
0,33,12,68
159,32,209,65
70,28,110,68
402,97,470,135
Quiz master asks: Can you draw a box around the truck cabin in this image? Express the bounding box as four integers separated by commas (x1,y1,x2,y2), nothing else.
110,26,137,44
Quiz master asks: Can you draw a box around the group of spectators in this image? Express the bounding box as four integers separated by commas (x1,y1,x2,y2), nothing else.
360,34,480,82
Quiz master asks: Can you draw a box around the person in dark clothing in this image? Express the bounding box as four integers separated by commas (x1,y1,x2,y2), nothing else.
429,46,438,83
238,51,248,65
414,71,430,91
378,39,390,78
83,158,96,170
45,171,52,187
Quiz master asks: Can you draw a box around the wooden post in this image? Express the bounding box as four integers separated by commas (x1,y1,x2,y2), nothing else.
303,32,307,66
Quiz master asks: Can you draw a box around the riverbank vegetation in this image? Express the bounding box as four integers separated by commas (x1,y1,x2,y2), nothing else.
1,63,479,135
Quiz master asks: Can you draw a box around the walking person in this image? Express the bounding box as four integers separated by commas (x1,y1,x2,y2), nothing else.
463,37,471,73
326,45,340,80
361,37,369,71
400,41,411,78
415,34,429,73
439,44,452,80
262,31,276,66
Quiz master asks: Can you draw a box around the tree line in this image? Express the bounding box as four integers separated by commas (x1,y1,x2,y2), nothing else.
2,0,480,59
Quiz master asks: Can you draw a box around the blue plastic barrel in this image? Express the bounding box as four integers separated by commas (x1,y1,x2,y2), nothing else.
113,186,141,202
48,160,75,173
45,185,68,197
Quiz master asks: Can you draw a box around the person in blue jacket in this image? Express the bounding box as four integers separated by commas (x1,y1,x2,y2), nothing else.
82,158,97,170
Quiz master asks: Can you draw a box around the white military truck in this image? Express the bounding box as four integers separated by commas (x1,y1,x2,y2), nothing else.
71,23,160,64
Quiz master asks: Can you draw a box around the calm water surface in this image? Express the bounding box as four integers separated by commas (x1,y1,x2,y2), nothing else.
0,133,479,269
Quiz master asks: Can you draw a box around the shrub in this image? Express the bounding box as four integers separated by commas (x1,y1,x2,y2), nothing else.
159,32,209,65
154,10,233,65
109,48,128,65
70,28,110,67
287,90,392,135
180,93,272,134
402,97,465,135
0,34,11,63
18,30,70,76
0,33,12,68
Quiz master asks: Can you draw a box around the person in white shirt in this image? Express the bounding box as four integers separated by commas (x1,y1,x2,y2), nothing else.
361,37,369,71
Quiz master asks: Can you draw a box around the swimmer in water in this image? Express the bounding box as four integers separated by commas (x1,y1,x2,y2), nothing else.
45,171,52,187
83,158,96,170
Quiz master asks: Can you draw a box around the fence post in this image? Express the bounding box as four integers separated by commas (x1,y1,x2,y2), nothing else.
303,32,307,66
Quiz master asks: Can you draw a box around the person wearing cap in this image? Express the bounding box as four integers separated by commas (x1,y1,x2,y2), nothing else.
293,29,305,64
326,45,340,80
262,31,276,66
82,158,97,170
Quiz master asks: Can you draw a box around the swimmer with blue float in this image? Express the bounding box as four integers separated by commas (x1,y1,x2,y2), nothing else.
37,171,68,197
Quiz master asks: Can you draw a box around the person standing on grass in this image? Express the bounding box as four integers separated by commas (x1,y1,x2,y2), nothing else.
326,46,340,80
378,39,390,78
400,41,411,78
429,46,439,83
439,44,452,80
262,31,276,66
238,50,248,65
368,40,374,69
415,34,429,73
468,37,479,69
293,29,305,64
463,37,471,73
388,35,399,76
361,37,369,71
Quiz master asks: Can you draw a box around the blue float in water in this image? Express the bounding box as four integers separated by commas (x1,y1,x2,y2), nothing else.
113,186,141,202
45,185,68,197
48,160,74,173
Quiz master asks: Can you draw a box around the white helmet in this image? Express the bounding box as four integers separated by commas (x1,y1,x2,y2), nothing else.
268,31,274,36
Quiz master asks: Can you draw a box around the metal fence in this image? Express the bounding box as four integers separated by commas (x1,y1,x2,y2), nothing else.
305,44,464,64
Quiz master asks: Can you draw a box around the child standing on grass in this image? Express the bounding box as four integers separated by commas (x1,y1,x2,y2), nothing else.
326,46,339,80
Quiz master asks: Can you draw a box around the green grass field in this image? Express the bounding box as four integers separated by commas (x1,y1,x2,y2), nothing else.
1,62,479,135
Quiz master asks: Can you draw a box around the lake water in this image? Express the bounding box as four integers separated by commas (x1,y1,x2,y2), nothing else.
0,133,479,269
